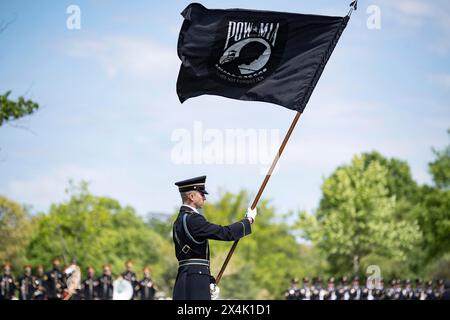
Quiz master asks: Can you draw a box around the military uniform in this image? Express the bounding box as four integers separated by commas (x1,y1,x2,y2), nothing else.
0,266,16,300
337,277,349,300
81,270,98,300
324,277,337,300
311,277,326,300
138,276,156,300
18,267,35,300
97,273,113,300
172,176,252,300
298,277,312,300
121,270,138,299
45,266,65,299
401,279,414,300
285,278,300,300
435,279,444,300
413,279,425,300
349,276,362,300
424,280,436,300
33,267,47,300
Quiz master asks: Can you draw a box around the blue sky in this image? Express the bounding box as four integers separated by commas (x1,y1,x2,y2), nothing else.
0,0,449,217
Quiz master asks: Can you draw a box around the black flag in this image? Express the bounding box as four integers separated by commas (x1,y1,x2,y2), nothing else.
176,3,349,112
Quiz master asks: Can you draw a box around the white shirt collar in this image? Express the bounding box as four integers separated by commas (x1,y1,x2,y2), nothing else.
181,204,199,214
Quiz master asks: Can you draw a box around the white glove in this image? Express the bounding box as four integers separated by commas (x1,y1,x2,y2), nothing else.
245,207,257,222
210,283,220,300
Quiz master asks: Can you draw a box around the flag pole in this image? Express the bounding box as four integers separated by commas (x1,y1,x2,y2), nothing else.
215,111,302,285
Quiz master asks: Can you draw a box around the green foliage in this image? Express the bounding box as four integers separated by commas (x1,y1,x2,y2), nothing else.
429,129,450,189
360,151,419,201
203,191,323,299
25,182,167,281
412,186,450,265
0,196,34,271
298,154,422,277
0,91,40,126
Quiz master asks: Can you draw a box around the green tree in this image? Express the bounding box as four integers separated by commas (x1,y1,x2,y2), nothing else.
0,196,34,270
361,151,418,201
0,91,40,126
25,182,170,289
202,191,321,299
429,129,450,189
413,186,450,265
298,154,422,277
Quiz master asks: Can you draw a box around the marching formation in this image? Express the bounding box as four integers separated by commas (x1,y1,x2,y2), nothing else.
285,276,448,300
0,259,159,300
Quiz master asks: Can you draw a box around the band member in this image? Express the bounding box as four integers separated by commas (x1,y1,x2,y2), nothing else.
349,276,362,300
372,278,385,300
45,257,65,299
18,265,35,300
311,277,326,300
337,276,350,300
172,176,256,300
414,278,425,300
401,279,414,300
64,258,81,300
324,277,337,300
0,263,16,300
97,264,113,300
424,280,436,300
299,277,312,300
435,279,445,300
285,278,300,300
121,260,138,299
137,266,156,300
33,265,47,300
81,266,98,300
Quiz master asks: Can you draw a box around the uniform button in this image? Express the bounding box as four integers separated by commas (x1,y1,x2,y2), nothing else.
199,271,202,274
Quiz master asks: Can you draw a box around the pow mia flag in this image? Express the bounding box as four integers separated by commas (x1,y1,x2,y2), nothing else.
176,3,349,112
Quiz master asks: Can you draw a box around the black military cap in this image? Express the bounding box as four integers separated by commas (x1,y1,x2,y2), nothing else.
175,175,209,194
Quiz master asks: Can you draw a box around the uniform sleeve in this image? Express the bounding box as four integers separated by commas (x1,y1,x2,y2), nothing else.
187,214,251,241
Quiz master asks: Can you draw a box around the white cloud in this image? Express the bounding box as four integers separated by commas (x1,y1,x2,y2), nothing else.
4,164,174,216
428,73,450,89
378,0,450,54
393,0,435,17
7,165,105,211
65,35,179,79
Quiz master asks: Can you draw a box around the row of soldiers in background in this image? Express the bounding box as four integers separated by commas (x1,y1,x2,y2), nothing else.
0,259,158,300
285,276,449,300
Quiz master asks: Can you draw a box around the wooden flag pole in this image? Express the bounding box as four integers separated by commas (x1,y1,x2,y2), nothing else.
215,111,302,285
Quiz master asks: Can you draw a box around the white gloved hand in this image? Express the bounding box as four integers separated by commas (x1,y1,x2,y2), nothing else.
245,207,257,223
210,283,220,300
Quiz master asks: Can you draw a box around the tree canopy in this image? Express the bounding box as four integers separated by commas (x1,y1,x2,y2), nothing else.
0,91,40,126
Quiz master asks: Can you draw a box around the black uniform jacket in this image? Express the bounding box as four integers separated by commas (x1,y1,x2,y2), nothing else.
172,205,251,300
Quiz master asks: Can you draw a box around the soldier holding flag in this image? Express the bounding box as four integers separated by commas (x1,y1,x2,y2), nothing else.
172,176,256,300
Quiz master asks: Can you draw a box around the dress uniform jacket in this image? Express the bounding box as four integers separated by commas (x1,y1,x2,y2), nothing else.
0,274,16,300
172,205,251,300
138,277,156,300
45,268,65,299
81,276,98,300
18,275,35,300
